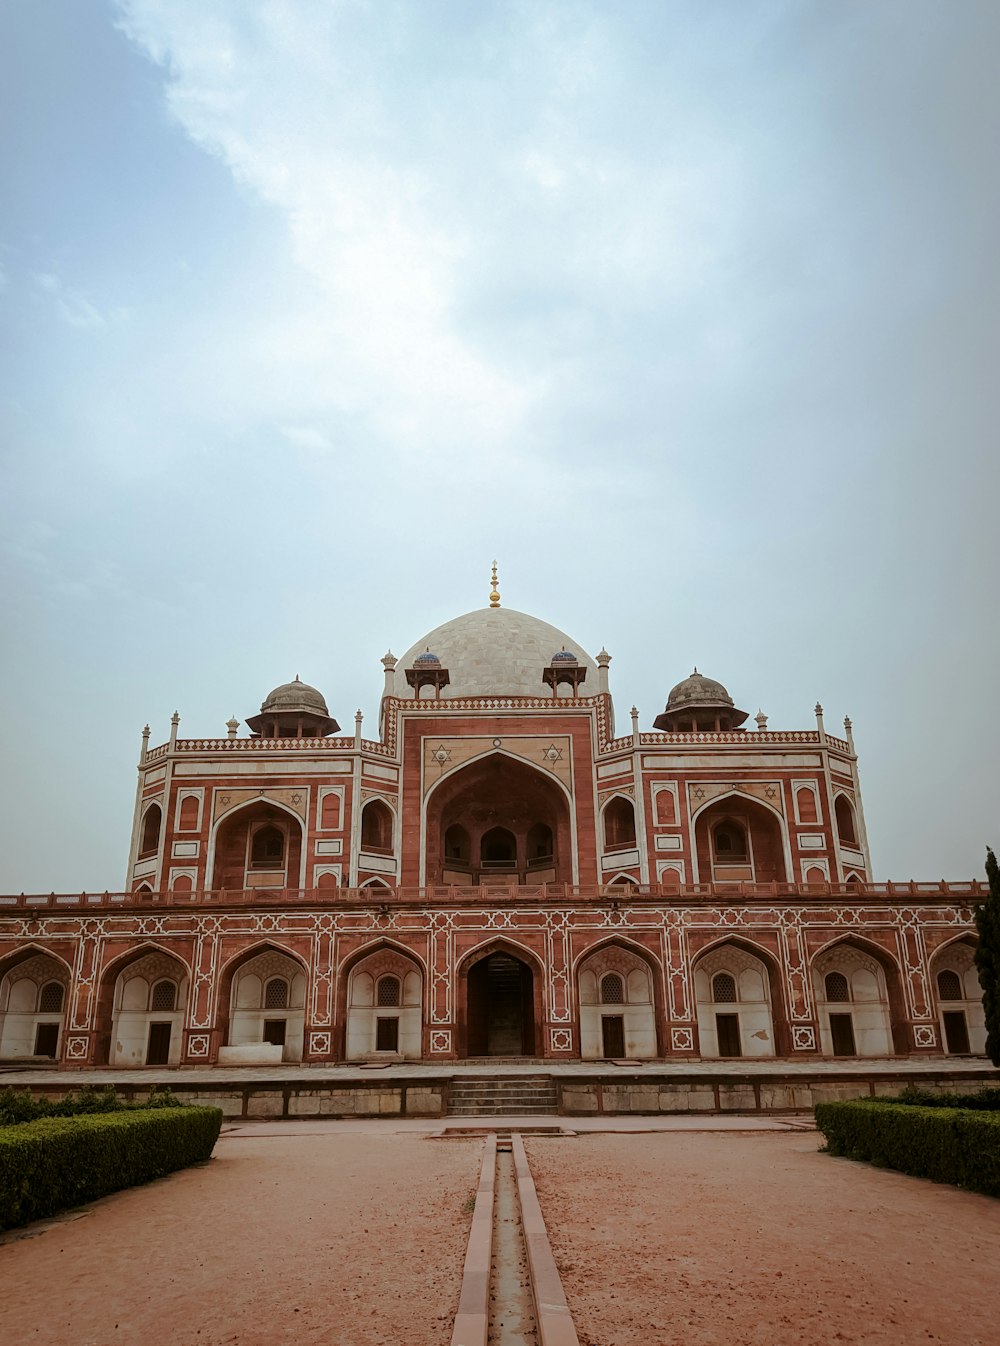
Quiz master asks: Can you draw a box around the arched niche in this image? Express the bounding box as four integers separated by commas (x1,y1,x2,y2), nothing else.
693,942,778,1059
835,794,858,848
101,948,189,1067
343,945,423,1060
459,940,543,1057
139,802,162,858
811,939,899,1057
931,938,985,1056
694,795,788,884
426,753,571,887
577,941,659,1060
218,945,307,1064
210,800,304,891
602,796,637,852
360,799,394,855
0,950,71,1061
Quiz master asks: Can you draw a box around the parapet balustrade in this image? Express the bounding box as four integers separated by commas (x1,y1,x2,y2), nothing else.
0,879,983,911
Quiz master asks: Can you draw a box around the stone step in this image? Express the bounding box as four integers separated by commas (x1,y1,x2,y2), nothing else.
449,1103,558,1116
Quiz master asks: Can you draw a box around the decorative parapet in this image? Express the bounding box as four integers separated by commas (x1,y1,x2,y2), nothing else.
0,879,982,911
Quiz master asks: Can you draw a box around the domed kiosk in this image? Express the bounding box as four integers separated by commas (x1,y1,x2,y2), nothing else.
246,677,340,738
653,669,748,732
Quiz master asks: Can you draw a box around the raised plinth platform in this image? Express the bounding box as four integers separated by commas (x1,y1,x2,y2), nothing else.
2,1058,996,1120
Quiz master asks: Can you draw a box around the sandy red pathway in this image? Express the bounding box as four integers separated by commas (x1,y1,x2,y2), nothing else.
526,1131,1000,1346
0,1131,479,1346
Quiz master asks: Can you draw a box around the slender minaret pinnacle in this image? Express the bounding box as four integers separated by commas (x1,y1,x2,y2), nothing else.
489,560,501,608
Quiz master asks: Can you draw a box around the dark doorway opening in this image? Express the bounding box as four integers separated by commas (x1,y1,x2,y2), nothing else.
376,1017,400,1052
34,1023,59,1058
715,1013,742,1057
601,1015,625,1058
943,1010,971,1054
829,1012,856,1056
146,1022,172,1066
466,953,535,1056
263,1019,287,1047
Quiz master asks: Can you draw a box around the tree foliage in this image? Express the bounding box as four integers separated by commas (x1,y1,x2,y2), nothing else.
974,847,1000,1067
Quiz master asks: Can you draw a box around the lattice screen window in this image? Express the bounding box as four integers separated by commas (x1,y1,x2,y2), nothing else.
150,980,177,1012
600,974,624,1005
937,969,963,1001
825,972,850,1003
712,973,737,1004
264,977,289,1009
377,976,401,1007
38,982,65,1013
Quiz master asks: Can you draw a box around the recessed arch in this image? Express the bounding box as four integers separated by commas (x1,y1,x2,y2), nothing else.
208,797,306,891
929,934,984,1055
359,876,394,891
811,935,904,1055
691,791,790,885
95,943,190,1067
691,936,790,1056
834,792,859,848
575,936,664,1059
0,943,74,981
424,746,573,806
139,801,162,857
424,751,574,887
339,939,425,1060
602,794,637,851
217,941,308,1064
0,946,73,1062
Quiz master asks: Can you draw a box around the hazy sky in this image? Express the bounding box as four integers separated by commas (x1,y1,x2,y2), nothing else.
1,1,998,890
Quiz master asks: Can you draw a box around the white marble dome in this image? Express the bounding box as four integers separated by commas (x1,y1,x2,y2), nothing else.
396,607,597,699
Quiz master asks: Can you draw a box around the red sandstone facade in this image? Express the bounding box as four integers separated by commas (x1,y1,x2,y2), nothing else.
0,601,986,1068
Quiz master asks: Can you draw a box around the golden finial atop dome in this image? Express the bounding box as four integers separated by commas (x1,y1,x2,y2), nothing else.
489,560,501,608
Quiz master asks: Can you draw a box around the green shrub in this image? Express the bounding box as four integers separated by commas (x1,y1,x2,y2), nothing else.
0,1105,222,1231
0,1085,182,1127
877,1085,1000,1111
815,1098,1000,1197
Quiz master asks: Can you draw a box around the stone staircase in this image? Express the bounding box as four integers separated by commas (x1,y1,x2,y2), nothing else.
448,1075,559,1117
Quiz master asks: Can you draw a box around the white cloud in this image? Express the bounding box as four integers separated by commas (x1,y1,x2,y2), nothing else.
32,270,112,329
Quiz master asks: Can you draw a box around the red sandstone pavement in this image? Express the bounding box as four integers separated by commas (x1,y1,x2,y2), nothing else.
0,1133,480,1346
526,1131,1000,1346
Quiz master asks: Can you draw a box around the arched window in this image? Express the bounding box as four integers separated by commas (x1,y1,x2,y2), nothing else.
604,798,637,851
601,973,624,1004
251,825,285,868
444,824,470,863
178,796,199,831
526,822,554,862
376,976,401,1007
845,872,864,887
361,800,393,853
38,981,65,1013
320,793,341,830
804,866,826,884
937,969,963,1001
713,821,748,862
796,788,818,824
150,980,177,1012
825,971,850,1002
480,826,516,868
712,973,737,1004
140,803,162,857
835,796,858,847
264,977,289,1010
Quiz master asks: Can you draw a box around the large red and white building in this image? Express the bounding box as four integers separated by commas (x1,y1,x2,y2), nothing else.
0,582,987,1070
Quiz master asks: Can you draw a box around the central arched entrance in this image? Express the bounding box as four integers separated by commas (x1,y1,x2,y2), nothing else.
462,946,537,1056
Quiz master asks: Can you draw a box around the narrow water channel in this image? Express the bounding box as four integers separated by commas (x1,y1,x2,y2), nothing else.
488,1147,538,1346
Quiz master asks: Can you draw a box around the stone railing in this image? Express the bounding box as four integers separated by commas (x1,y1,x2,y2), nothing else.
0,880,982,911
145,736,393,761
602,730,851,753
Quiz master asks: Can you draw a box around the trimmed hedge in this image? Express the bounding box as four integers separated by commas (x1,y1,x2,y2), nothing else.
0,1105,223,1230
0,1085,182,1127
876,1085,1000,1111
815,1099,1000,1197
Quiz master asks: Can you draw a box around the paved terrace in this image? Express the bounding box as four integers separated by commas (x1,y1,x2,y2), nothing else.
2,1056,996,1088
